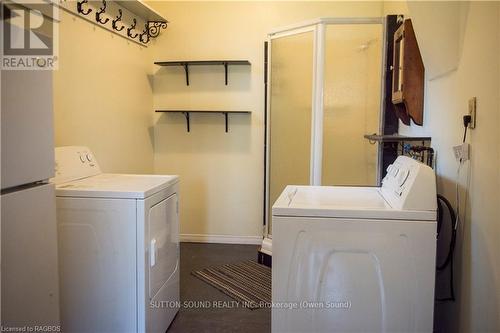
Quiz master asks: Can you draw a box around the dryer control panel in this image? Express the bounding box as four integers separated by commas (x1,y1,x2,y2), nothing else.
52,146,101,184
381,156,436,211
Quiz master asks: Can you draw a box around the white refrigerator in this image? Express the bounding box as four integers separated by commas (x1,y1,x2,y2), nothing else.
1,69,60,327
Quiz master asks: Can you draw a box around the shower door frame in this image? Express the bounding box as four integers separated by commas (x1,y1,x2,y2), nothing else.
264,17,387,238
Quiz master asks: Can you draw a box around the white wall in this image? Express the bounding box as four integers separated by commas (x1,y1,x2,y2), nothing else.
386,2,500,332
149,1,385,240
54,10,155,174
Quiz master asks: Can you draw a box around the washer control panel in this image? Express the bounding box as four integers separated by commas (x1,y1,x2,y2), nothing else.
384,163,411,195
381,156,436,211
52,146,101,184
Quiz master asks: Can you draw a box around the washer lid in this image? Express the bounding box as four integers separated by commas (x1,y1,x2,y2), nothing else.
55,173,179,199
272,186,436,221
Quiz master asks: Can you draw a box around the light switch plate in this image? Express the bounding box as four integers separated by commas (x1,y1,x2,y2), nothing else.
468,97,476,129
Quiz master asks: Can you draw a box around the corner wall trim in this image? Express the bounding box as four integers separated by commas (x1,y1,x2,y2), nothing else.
180,234,262,245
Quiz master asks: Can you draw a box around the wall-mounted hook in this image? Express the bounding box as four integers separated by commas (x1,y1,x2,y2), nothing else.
127,18,138,39
139,23,150,44
77,0,92,16
95,0,109,25
112,9,124,31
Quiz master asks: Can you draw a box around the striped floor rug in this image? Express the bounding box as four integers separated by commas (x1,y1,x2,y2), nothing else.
192,260,271,309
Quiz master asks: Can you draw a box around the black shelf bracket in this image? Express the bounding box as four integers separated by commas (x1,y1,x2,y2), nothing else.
156,110,251,133
183,63,189,86
147,21,168,38
183,112,190,132
224,62,229,85
224,112,229,132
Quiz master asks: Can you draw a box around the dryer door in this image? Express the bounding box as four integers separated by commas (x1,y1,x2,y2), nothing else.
148,193,179,299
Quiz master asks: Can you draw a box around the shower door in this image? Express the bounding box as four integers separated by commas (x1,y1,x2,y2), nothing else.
266,27,315,235
322,23,383,185
266,19,385,236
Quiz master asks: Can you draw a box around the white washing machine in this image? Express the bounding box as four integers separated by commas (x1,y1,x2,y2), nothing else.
53,146,180,333
272,156,437,333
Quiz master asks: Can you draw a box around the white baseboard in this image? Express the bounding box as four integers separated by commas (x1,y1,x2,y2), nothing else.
180,233,263,245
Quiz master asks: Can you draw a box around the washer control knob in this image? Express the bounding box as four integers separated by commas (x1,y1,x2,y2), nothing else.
79,155,85,163
86,154,92,162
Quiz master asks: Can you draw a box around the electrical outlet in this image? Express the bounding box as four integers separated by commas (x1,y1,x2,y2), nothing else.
468,97,476,129
453,143,470,162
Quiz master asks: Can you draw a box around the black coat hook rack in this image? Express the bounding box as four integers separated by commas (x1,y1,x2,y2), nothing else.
95,0,109,24
127,18,138,39
112,9,124,32
71,1,168,45
76,0,92,15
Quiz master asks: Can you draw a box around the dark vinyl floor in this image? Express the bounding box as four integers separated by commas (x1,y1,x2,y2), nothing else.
167,243,271,333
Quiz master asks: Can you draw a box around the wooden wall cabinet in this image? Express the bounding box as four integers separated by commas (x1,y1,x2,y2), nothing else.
392,19,425,126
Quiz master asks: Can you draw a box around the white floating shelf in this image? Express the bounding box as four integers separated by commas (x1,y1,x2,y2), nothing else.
115,0,166,22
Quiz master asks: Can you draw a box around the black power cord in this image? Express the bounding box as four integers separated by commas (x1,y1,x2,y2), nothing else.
435,194,457,302
436,195,457,270
435,115,470,303
463,115,472,143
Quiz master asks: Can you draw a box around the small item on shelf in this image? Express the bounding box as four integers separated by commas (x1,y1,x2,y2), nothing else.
392,19,425,126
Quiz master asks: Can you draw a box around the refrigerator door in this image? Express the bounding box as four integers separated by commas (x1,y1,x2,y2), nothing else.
1,183,60,328
1,70,54,190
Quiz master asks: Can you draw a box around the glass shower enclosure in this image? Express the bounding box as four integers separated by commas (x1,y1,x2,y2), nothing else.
266,18,386,236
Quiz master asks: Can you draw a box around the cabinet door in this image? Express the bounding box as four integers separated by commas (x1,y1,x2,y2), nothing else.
1,69,54,189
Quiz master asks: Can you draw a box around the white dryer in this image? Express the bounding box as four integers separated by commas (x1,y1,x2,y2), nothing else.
53,146,180,333
272,156,437,333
